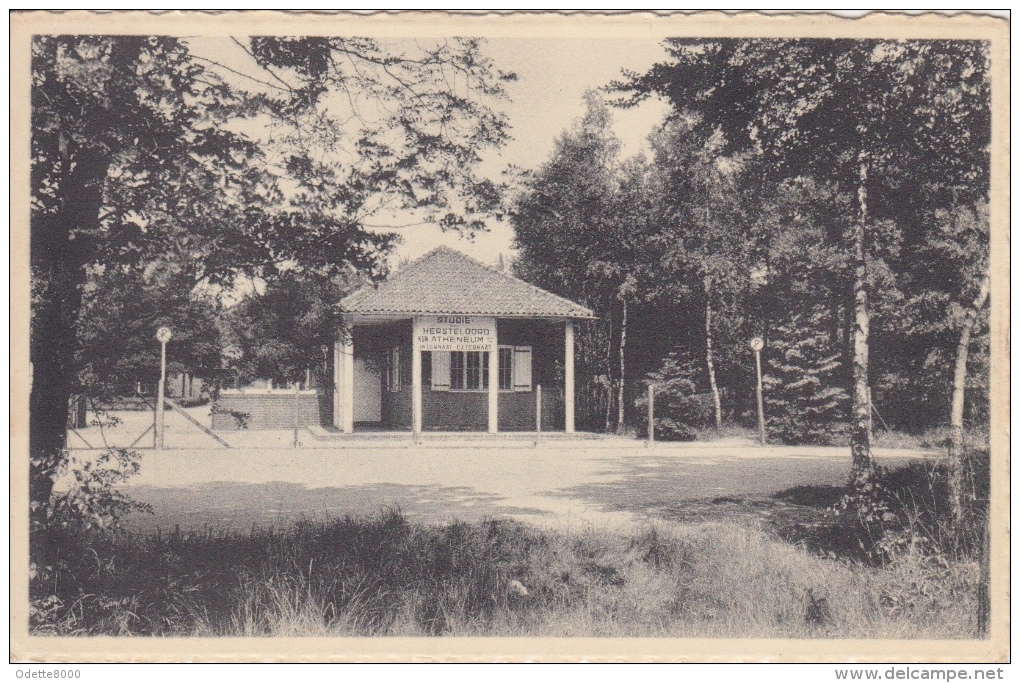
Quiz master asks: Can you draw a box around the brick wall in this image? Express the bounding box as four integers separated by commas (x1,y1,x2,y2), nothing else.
212,391,322,430
422,389,487,431
416,389,562,431
499,388,563,431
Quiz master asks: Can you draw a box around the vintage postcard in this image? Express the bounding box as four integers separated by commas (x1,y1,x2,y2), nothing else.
10,10,1009,663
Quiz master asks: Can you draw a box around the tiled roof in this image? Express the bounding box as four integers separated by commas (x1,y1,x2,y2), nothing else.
341,246,595,318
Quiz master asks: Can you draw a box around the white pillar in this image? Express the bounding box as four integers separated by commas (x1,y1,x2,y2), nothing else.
341,329,354,434
332,340,342,428
412,343,422,435
565,319,575,434
536,384,542,434
488,322,499,434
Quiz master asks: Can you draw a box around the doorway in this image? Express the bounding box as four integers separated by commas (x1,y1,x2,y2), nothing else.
353,356,382,423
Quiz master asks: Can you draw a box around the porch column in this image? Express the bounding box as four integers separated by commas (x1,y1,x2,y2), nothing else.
332,341,341,428
341,324,354,434
412,342,422,435
565,319,575,434
488,322,499,433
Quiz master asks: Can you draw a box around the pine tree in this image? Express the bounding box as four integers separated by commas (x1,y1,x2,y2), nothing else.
764,309,850,445
638,349,713,441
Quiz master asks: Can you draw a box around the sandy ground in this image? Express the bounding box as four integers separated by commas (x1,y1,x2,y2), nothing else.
63,407,936,533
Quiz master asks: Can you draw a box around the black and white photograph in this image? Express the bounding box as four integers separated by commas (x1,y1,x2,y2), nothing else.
11,10,1009,664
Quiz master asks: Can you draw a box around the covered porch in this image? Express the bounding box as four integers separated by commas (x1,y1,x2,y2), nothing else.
331,246,594,435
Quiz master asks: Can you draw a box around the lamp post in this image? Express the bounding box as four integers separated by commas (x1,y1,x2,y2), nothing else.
155,326,172,450
646,383,655,447
749,336,766,447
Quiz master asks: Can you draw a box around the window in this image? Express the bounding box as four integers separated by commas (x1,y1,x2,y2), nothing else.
498,346,513,390
386,346,401,391
450,351,488,390
438,347,531,392
450,350,465,390
467,351,487,390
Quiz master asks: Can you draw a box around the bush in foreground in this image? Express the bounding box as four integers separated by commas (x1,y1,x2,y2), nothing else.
31,510,981,638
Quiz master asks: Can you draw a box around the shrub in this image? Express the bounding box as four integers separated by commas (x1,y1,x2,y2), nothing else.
637,350,715,438
652,417,697,441
45,448,150,534
821,455,990,568
31,404,152,620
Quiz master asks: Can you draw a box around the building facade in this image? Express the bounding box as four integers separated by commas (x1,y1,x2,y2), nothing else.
334,246,594,434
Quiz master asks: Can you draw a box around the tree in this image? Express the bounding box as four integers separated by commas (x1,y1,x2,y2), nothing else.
511,93,658,431
225,269,363,387
511,92,622,303
618,39,990,484
603,154,666,432
31,36,256,525
912,202,990,524
76,260,223,394
764,307,851,445
749,178,858,443
30,35,513,540
949,273,989,521
638,349,707,441
511,93,621,430
218,36,513,237
646,120,754,431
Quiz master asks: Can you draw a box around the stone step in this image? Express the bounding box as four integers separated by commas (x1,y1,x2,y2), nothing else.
305,425,605,442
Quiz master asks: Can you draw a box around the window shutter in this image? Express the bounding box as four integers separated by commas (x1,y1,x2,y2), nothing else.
513,346,532,392
392,347,401,392
385,349,393,391
431,351,451,391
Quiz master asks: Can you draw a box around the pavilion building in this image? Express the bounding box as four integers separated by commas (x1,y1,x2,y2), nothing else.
333,245,594,434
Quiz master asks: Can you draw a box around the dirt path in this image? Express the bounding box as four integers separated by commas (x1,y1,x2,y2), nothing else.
97,437,934,533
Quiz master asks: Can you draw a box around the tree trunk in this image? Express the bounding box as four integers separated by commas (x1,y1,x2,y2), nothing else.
948,273,990,526
603,315,613,433
704,277,723,431
30,140,109,560
616,297,627,434
850,157,873,481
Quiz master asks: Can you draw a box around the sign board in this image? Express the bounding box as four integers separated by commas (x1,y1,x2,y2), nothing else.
414,315,496,352
156,326,172,343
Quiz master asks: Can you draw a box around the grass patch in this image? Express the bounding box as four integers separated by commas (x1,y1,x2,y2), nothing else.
31,509,982,638
871,425,990,452
689,424,758,442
